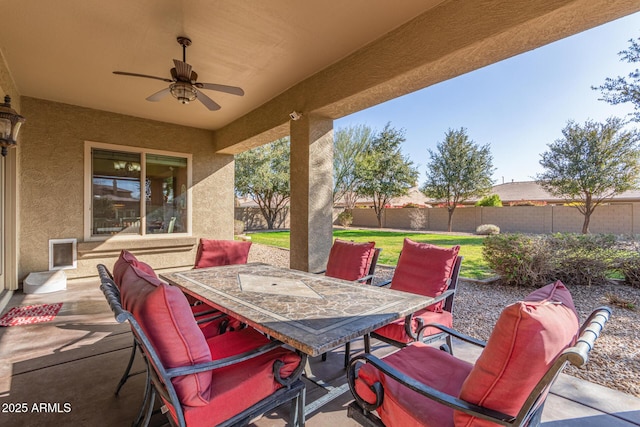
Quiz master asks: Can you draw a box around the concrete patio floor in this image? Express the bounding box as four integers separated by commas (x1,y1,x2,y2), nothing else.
0,278,639,427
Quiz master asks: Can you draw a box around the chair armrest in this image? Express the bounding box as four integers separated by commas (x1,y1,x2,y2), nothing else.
372,278,391,288
347,353,515,425
401,289,457,340
195,312,227,325
355,274,374,284
165,340,285,378
416,323,487,348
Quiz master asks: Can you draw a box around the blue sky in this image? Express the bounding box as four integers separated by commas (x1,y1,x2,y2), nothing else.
335,12,640,185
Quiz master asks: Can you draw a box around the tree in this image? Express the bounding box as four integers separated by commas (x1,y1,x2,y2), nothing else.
422,128,494,232
475,194,503,207
333,124,373,209
593,37,640,122
355,123,419,227
537,117,640,234
235,138,290,229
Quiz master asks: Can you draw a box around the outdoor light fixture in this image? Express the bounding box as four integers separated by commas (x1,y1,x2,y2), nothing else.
0,95,25,157
170,81,198,104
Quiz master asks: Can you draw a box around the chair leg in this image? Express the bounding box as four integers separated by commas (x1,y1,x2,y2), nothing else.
115,339,138,395
321,352,327,362
133,364,152,427
292,386,306,427
139,388,156,427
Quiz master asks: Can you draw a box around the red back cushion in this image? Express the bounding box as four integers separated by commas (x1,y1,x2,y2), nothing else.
391,239,460,312
120,263,212,407
455,281,579,426
325,239,376,281
194,239,252,269
113,250,157,288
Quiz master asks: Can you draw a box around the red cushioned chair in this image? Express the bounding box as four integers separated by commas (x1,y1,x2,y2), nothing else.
98,263,306,427
365,239,462,353
110,250,230,397
191,238,253,332
194,238,252,268
347,281,611,427
317,239,381,366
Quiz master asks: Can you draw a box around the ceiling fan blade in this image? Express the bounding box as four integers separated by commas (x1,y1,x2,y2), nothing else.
173,59,193,81
146,87,171,102
196,91,221,111
113,71,172,83
195,82,245,96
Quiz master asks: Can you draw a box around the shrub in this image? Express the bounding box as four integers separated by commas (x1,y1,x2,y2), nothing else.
337,210,353,228
476,224,500,235
618,257,640,287
508,200,547,206
475,194,502,207
402,202,421,208
233,219,245,235
483,234,552,287
483,233,624,287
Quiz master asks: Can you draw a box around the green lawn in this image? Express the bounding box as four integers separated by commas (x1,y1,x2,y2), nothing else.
247,229,494,280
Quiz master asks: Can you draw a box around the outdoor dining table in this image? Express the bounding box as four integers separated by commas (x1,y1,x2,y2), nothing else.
160,262,436,358
160,262,436,415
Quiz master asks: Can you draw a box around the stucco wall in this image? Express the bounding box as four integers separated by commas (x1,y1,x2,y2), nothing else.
18,97,234,281
341,204,640,234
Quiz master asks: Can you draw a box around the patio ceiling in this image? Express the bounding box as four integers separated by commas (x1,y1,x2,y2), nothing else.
1,1,640,150
0,0,442,130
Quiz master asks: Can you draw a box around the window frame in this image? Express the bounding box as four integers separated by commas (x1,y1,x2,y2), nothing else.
84,141,192,241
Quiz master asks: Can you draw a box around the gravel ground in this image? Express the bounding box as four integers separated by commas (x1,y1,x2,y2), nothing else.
247,243,640,398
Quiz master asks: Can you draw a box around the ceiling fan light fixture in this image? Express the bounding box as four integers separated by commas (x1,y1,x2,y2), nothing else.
170,82,197,104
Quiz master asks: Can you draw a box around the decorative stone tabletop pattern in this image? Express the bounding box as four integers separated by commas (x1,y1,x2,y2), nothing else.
161,263,434,356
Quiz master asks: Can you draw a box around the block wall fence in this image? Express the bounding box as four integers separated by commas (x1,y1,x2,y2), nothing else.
236,203,640,235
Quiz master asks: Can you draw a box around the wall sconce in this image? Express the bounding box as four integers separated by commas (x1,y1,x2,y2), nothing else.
289,111,302,121
0,95,26,157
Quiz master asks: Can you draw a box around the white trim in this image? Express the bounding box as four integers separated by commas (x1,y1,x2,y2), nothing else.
83,141,192,241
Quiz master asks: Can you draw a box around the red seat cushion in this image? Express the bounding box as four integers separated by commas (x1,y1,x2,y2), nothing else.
391,239,460,312
455,281,579,426
373,309,453,344
162,328,302,427
194,239,252,269
325,239,375,281
120,263,213,407
112,249,157,288
355,343,473,427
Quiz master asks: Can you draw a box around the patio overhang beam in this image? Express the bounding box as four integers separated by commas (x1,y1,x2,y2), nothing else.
213,0,640,154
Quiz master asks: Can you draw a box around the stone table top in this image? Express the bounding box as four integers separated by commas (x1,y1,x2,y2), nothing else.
161,263,434,357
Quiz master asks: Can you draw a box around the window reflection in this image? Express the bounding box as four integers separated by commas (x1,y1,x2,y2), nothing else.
145,153,188,234
92,149,141,235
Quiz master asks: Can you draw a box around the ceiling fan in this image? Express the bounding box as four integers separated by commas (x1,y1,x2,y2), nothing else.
113,36,244,111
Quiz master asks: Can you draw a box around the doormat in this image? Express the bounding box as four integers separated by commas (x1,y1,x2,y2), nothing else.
0,302,63,327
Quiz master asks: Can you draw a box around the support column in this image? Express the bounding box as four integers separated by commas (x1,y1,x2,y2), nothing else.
289,115,333,272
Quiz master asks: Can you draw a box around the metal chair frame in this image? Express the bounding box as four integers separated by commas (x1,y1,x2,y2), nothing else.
318,247,382,367
98,264,307,427
365,255,463,353
347,307,611,427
